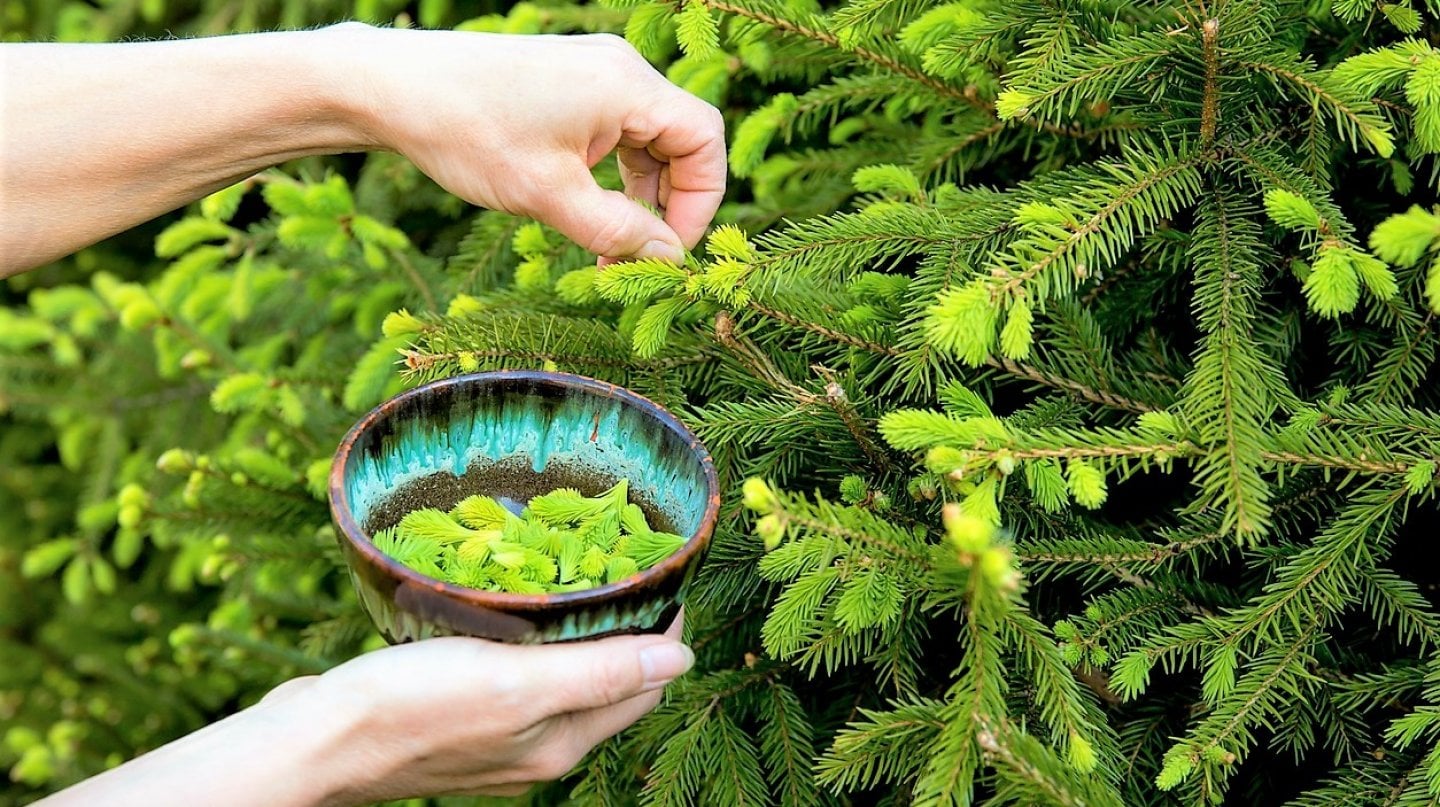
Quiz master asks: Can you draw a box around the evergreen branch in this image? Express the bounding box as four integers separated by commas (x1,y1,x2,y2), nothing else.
1001,607,1110,763
977,717,1125,807
1316,402,1440,445
1001,33,1177,125
747,300,902,356
1171,622,1322,794
816,369,902,475
1238,58,1394,155
1214,485,1408,649
1182,190,1277,537
701,0,983,109
988,355,1160,412
769,506,930,566
1006,440,1194,462
916,121,1007,176
388,246,437,312
744,298,1162,411
1018,528,1227,567
1200,19,1220,148
995,151,1204,298
714,311,814,399
1260,449,1414,475
401,346,706,372
1363,311,1435,405
455,215,521,291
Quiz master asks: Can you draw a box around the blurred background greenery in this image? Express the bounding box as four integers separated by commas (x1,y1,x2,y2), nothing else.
1,3,651,805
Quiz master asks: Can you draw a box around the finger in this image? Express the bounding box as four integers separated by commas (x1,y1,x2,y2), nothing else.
514,630,693,717
618,145,665,213
623,94,726,249
535,161,686,263
455,782,538,798
551,611,688,744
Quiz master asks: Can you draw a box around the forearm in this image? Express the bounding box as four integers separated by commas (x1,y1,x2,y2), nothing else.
35,683,367,807
0,27,375,276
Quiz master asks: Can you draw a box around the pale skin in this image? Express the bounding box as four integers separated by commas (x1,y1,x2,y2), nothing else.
1,21,724,805
0,23,727,275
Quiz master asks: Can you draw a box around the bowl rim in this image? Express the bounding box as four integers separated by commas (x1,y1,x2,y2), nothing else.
328,370,721,610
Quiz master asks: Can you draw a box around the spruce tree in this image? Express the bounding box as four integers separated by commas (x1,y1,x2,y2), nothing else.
8,0,1440,804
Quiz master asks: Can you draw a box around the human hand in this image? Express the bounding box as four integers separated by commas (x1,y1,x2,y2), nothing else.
270,616,691,804
320,24,726,265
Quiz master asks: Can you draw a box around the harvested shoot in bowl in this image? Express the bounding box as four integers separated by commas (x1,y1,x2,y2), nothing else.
373,480,687,595
328,370,719,644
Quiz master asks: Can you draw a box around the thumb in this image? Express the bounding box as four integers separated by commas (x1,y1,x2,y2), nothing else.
519,633,694,715
532,165,687,263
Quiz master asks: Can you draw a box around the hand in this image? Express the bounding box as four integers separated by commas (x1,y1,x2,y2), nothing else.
323,24,727,265
279,616,692,803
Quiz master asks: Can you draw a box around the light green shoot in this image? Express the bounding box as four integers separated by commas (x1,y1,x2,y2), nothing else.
371,480,686,594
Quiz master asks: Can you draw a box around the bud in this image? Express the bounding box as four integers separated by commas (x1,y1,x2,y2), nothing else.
117,505,144,530
168,624,200,648
942,503,992,554
117,483,148,509
457,353,480,373
994,449,1016,476
926,446,967,474
908,477,938,501
179,349,211,370
381,309,426,338
979,546,1020,591
742,478,776,511
119,298,163,331
756,513,785,551
1067,732,1097,773
155,448,194,474
183,471,205,508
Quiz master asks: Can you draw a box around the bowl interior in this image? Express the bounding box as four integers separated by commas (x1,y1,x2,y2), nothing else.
340,373,713,552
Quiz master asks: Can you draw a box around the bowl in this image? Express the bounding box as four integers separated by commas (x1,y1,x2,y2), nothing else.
327,370,719,644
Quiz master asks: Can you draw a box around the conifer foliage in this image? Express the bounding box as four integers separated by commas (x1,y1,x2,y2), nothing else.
7,0,1440,803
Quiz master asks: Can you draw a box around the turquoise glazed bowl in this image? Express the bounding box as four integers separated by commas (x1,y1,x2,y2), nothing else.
328,371,719,644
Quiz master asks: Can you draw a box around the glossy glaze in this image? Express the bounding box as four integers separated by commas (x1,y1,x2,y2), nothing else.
328,371,720,644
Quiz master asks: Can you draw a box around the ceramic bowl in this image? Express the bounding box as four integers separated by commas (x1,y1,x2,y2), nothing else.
328,371,719,644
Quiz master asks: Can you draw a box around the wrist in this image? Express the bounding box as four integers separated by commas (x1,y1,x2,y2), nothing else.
304,23,395,154
253,678,383,807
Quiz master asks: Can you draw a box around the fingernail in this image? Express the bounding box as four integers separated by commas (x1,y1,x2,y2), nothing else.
637,240,685,264
640,642,695,690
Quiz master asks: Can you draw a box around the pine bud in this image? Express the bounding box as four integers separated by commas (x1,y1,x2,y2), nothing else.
926,446,967,474
179,349,211,369
381,309,426,338
117,483,148,509
942,503,991,554
118,298,163,331
1067,732,1097,773
446,294,485,318
756,513,785,550
742,478,776,511
1066,460,1108,509
978,546,1019,591
457,353,480,372
117,505,144,530
168,624,200,648
183,471,205,508
994,449,1016,476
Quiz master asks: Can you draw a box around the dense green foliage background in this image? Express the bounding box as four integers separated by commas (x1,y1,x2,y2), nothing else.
9,0,1440,804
